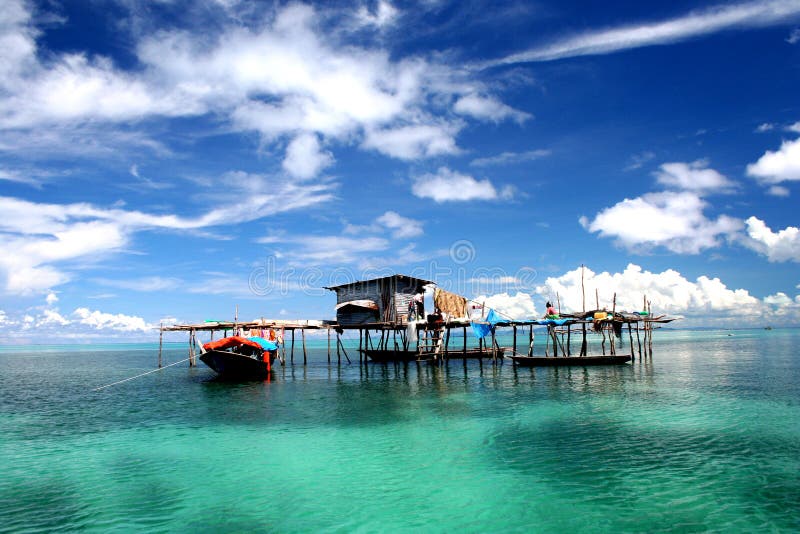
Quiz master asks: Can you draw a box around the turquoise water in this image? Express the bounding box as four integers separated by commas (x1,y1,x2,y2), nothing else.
1,329,798,532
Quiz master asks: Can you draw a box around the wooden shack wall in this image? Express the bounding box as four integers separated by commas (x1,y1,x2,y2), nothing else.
393,277,420,323
334,277,424,325
334,280,385,325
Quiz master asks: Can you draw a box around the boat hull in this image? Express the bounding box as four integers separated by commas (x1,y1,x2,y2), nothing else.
362,347,505,362
199,350,277,380
509,355,632,367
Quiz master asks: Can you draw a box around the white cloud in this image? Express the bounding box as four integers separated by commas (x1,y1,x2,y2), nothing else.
356,1,399,28
453,94,531,123
411,167,513,202
282,133,334,179
94,276,182,292
746,137,800,184
486,0,800,65
258,234,390,265
73,307,153,332
788,121,800,133
536,264,758,316
756,122,775,132
474,292,538,320
362,124,460,160
788,27,800,43
655,160,735,193
580,191,742,254
376,211,423,239
471,149,550,167
39,308,71,326
741,216,800,262
0,172,335,294
624,151,656,171
0,1,522,169
767,185,790,197
45,292,58,305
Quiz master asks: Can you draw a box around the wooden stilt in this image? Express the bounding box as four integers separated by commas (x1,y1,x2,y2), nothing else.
528,325,533,357
327,328,331,364
158,323,163,368
513,326,517,356
290,329,295,364
301,328,307,365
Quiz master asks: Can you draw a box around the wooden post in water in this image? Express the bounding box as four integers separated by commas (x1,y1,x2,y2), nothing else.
327,328,331,364
635,322,642,358
158,323,163,368
301,328,307,365
188,329,196,367
463,326,467,357
628,322,635,362
290,329,295,365
513,325,517,356
566,323,571,357
581,264,588,356
610,293,617,355
528,324,533,356
336,331,341,364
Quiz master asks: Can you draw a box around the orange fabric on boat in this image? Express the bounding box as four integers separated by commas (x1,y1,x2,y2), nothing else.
203,336,263,352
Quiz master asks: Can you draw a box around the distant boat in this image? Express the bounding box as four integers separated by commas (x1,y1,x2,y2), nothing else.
200,336,278,380
508,354,632,367
765,326,773,330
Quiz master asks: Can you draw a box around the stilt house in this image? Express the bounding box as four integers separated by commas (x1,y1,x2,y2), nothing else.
325,274,434,326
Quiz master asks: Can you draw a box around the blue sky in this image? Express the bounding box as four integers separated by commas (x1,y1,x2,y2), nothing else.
1,0,800,340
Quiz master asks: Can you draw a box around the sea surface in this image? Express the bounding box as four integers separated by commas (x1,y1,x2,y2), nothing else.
1,329,798,532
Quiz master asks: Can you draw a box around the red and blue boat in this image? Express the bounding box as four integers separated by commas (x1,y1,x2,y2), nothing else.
199,336,279,380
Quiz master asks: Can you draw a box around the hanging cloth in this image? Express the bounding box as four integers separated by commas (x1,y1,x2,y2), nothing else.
434,288,468,319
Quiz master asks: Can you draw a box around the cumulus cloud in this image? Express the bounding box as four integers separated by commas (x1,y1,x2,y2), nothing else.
536,264,758,316
654,160,735,193
474,292,538,320
376,211,423,239
580,191,742,254
282,133,334,179
411,167,514,202
73,307,153,332
746,137,800,185
362,124,461,160
0,1,524,170
741,216,800,262
756,122,775,132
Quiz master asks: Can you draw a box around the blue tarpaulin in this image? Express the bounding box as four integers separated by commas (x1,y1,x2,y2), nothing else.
471,308,504,339
248,336,279,351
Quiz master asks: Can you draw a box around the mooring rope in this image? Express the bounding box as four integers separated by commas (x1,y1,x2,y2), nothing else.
92,357,192,391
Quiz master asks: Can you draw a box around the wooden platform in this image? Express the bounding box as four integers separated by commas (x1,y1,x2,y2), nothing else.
508,354,632,367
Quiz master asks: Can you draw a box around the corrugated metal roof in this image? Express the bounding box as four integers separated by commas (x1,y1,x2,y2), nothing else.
324,274,435,291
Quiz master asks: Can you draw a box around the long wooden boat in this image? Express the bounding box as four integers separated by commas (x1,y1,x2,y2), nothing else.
361,347,505,362
508,354,631,367
199,336,278,380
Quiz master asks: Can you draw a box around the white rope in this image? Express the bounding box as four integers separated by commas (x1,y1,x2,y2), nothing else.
92,357,192,391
